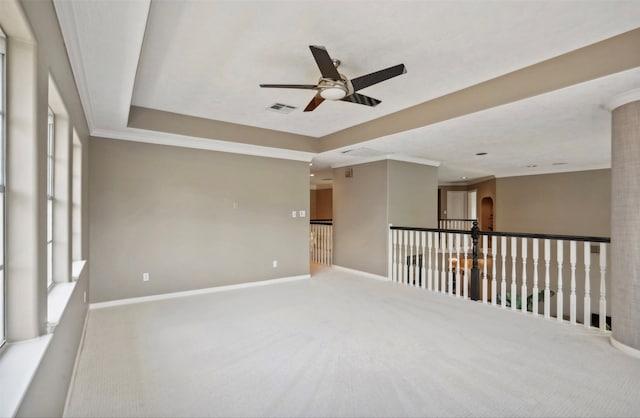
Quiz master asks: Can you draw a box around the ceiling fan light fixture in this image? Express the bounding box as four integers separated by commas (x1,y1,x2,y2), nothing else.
320,86,347,100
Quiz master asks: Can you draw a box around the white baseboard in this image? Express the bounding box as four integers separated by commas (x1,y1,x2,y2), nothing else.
331,265,390,282
90,274,311,310
610,335,640,359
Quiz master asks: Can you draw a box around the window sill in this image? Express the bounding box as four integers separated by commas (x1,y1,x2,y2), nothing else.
0,260,87,417
0,335,53,417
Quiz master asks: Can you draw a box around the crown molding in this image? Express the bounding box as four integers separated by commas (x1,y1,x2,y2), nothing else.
606,88,640,111
53,0,98,131
91,128,315,162
332,154,440,169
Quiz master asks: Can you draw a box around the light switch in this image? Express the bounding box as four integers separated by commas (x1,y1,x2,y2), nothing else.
299,210,306,218
291,211,297,218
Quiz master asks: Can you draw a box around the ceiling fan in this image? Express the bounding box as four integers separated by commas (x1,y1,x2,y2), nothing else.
260,45,406,112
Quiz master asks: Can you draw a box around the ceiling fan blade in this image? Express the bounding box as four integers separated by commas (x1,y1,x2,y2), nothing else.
309,45,341,80
341,93,381,107
350,64,406,92
259,84,318,89
304,94,325,112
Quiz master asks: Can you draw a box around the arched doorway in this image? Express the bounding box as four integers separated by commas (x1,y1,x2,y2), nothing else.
481,197,494,231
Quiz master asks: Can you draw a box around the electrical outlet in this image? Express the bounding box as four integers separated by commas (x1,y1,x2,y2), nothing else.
291,211,297,218
299,210,306,218
143,272,150,281
272,260,278,268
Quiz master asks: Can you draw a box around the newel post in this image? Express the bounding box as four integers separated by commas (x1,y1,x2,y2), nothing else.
470,220,480,301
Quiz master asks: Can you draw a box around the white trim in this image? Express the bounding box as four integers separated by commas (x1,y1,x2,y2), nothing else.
610,336,640,360
91,128,315,163
62,308,89,417
52,0,98,131
331,265,391,282
71,260,87,281
0,335,53,418
332,154,440,169
605,88,640,111
89,274,311,310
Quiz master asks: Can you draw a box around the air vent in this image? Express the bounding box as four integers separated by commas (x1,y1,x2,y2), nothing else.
267,103,296,114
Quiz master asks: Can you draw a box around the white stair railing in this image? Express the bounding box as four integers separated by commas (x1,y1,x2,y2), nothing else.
388,225,611,332
310,221,333,265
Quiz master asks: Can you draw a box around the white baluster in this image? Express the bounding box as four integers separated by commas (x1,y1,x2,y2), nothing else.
310,227,315,263
557,241,564,322
482,235,488,304
584,242,591,329
427,232,433,291
316,226,320,264
448,233,454,295
599,243,607,331
324,225,328,265
455,233,461,298
441,232,447,293
421,231,427,289
463,233,469,299
501,236,507,308
318,225,327,264
511,237,518,311
491,236,497,306
316,225,321,264
532,238,539,316
409,230,415,286
544,239,551,319
570,240,577,324
393,230,399,282
388,226,393,281
329,225,333,265
521,238,528,313
433,231,439,292
401,230,407,284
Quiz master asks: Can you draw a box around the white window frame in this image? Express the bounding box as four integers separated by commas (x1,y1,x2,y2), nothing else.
47,107,54,289
1,27,7,346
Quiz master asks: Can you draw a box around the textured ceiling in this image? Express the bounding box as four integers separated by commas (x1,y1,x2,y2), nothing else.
53,0,640,184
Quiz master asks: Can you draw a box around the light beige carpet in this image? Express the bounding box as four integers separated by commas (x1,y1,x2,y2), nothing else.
65,266,640,417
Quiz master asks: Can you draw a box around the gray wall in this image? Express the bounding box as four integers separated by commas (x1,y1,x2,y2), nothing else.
333,160,439,277
496,169,611,237
333,161,389,276
388,160,438,228
89,138,310,303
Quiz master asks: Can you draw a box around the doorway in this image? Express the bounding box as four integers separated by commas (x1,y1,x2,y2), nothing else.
481,197,494,231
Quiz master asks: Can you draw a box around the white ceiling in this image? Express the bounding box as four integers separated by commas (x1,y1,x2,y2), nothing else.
53,0,640,184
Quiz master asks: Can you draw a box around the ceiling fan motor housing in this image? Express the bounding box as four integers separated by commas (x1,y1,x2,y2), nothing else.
318,77,352,100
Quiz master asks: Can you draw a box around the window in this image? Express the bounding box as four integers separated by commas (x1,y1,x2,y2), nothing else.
72,130,82,261
47,107,54,289
1,27,6,345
